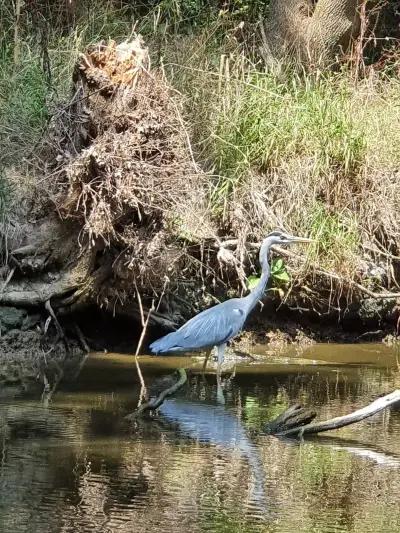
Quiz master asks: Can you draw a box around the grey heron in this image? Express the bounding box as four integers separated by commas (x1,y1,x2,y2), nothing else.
150,231,312,374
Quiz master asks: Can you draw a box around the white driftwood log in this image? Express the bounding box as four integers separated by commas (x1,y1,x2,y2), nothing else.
270,390,400,438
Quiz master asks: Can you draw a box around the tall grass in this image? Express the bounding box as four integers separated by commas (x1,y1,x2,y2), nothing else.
163,27,400,282
0,57,48,166
306,203,360,272
209,70,366,204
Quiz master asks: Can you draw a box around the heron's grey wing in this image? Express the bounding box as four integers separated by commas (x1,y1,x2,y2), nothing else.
150,299,246,353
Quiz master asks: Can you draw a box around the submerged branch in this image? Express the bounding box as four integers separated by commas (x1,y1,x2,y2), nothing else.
265,390,400,438
125,368,187,420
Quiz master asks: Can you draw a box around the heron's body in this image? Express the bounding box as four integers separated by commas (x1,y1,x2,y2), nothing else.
150,293,261,354
150,231,311,372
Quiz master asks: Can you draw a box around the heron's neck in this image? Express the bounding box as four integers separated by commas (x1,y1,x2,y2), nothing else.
246,255,271,311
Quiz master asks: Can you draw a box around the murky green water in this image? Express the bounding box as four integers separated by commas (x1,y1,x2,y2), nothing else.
1,343,400,532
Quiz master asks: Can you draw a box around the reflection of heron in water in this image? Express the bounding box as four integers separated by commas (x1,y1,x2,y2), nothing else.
158,398,268,507
150,231,312,401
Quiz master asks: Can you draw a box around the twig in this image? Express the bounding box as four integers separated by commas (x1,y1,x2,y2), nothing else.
278,246,400,300
41,373,51,402
125,368,187,420
74,323,90,352
135,299,154,356
134,288,155,404
266,390,400,438
45,300,65,339
362,243,400,262
0,267,15,297
172,99,198,169
45,299,70,356
41,363,64,407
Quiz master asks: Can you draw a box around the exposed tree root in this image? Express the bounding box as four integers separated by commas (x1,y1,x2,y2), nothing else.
1,35,399,337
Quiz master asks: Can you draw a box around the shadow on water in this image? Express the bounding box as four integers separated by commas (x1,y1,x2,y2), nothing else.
1,344,400,532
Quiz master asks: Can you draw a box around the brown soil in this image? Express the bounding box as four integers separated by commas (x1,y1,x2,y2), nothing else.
0,326,85,393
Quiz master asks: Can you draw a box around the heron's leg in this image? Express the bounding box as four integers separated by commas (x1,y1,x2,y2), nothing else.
202,348,213,373
216,344,226,404
216,343,226,375
216,372,225,405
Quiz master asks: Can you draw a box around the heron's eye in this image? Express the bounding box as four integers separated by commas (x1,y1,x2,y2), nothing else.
280,235,285,240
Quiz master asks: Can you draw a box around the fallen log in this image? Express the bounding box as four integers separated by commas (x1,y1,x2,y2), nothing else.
264,404,317,435
265,390,400,438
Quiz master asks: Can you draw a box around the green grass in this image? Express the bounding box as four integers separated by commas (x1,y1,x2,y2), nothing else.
1,3,400,294
0,2,142,169
306,202,360,273
210,71,366,207
0,56,48,166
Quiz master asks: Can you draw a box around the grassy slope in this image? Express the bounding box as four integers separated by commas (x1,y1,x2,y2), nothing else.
162,23,400,303
1,1,400,308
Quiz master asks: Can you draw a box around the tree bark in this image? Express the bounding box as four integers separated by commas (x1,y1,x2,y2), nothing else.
263,0,361,65
307,0,360,63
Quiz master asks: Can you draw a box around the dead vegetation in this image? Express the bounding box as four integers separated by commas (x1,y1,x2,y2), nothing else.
0,38,220,325
56,39,212,298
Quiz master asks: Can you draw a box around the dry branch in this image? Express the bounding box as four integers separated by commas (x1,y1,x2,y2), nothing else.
265,390,400,438
277,246,400,300
125,368,187,420
0,278,79,306
217,238,400,300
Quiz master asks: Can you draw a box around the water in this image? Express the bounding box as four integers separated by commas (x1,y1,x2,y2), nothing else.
1,343,400,532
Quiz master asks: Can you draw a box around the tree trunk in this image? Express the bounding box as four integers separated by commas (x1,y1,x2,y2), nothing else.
307,0,360,63
263,0,361,65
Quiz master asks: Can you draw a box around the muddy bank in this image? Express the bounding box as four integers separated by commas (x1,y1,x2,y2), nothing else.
234,297,400,348
0,296,398,389
0,306,86,394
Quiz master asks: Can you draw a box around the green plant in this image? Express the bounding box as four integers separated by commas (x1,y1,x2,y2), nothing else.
208,70,366,211
247,257,290,291
306,202,360,274
0,56,48,166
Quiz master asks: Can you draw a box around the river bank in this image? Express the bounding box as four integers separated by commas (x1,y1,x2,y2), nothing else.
1,295,398,392
1,4,400,374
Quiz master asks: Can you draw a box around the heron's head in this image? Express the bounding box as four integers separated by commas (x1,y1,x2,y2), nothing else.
259,230,313,264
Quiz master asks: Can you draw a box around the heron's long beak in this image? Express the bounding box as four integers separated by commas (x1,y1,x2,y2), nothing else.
289,235,315,243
